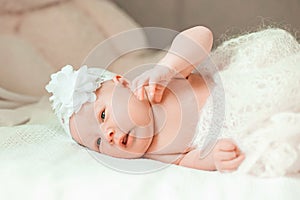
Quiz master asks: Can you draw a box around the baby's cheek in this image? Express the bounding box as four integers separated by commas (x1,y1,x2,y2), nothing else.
128,98,152,127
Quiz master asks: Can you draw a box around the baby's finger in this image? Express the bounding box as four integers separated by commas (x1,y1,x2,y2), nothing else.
132,77,149,101
219,154,245,170
131,74,147,90
219,139,236,151
130,79,139,94
137,86,145,101
149,83,156,101
151,84,165,103
154,89,164,103
235,147,242,157
214,151,237,161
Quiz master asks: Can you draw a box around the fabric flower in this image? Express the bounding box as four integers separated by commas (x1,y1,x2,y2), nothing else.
45,65,116,134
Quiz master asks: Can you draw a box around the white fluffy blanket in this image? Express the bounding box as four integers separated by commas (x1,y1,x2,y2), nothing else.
194,28,300,177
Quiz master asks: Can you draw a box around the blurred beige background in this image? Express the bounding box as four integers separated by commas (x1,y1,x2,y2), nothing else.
112,0,300,46
0,0,299,102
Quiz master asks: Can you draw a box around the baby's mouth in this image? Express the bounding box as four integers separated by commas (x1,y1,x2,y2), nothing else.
121,131,130,146
122,134,129,145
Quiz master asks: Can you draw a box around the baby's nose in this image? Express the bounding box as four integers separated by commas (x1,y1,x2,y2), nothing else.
105,130,114,144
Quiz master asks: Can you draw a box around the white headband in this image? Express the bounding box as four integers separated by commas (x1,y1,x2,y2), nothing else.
45,65,117,135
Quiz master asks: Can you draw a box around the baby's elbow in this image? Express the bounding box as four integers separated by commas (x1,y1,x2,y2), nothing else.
195,26,213,52
193,26,213,38
180,26,213,52
182,26,213,40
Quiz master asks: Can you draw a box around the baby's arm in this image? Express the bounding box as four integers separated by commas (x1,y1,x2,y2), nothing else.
159,26,213,78
131,26,213,103
179,139,245,172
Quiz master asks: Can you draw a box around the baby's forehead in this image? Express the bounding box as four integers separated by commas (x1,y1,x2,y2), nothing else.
95,80,115,95
69,115,84,144
95,79,129,105
69,100,101,141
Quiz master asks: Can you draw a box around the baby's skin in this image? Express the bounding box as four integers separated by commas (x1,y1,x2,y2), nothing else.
70,26,245,172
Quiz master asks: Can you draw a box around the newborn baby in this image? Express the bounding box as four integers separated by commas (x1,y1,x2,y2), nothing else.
46,26,300,177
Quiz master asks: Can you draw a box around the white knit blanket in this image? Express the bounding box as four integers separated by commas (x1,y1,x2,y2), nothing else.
194,28,300,177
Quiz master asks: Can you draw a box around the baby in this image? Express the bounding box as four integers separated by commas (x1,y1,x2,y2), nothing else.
46,26,300,176
46,26,245,172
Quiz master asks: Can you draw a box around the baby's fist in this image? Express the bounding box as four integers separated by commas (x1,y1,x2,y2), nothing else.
212,139,245,172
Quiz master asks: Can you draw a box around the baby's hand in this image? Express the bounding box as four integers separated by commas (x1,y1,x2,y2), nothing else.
212,139,245,172
131,65,176,103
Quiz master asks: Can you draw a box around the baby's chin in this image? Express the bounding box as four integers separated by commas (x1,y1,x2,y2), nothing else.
120,136,153,158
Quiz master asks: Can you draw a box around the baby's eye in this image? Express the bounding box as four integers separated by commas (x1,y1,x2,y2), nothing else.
100,110,105,120
97,138,101,146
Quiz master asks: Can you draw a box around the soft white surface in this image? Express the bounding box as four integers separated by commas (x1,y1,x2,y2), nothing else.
0,98,300,200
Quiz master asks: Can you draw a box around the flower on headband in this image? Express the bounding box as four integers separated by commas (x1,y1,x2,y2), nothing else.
46,65,100,118
46,64,117,134
46,65,116,133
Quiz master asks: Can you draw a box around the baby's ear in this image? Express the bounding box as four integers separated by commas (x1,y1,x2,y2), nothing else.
113,75,130,88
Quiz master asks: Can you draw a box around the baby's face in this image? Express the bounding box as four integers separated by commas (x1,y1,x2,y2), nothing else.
69,77,154,158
